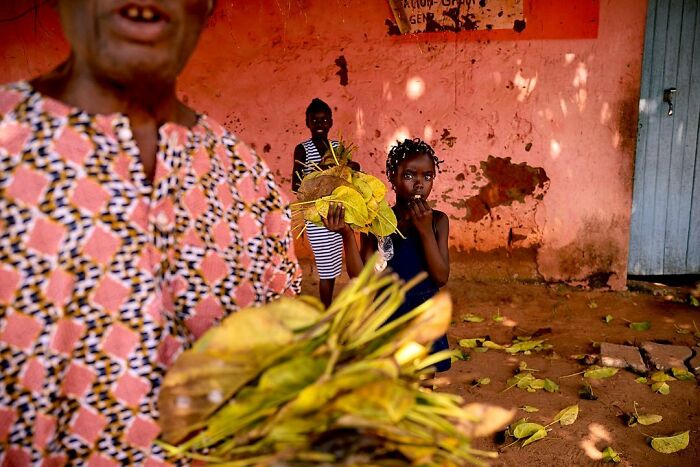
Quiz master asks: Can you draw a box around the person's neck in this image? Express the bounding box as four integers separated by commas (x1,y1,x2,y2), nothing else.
32,59,194,127
311,135,329,144
393,200,412,220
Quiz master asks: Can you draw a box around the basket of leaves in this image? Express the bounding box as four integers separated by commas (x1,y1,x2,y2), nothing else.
157,258,513,466
292,141,398,238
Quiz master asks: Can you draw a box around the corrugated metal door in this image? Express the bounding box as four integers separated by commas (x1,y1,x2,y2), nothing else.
629,0,700,275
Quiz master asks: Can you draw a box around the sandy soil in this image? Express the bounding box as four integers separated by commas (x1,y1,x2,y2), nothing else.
299,257,699,466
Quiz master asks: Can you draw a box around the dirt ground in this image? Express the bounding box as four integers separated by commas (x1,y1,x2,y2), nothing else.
298,257,699,466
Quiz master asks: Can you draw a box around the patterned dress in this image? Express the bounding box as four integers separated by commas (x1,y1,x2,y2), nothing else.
301,139,343,280
0,81,301,466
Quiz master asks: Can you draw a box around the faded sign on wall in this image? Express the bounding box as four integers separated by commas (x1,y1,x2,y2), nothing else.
388,0,525,34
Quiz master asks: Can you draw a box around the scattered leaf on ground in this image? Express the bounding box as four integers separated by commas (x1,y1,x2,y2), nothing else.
629,321,651,331
650,431,690,454
584,366,619,379
651,371,675,382
505,418,528,438
602,446,621,463
513,422,545,439
635,377,648,384
544,378,559,393
604,314,614,323
522,428,548,447
651,382,670,395
552,404,579,426
476,377,491,386
483,341,506,350
521,406,539,413
637,414,663,425
474,347,488,353
588,301,598,309
463,314,485,323
505,340,545,354
671,367,694,381
674,325,690,335
492,313,504,323
690,296,699,307
458,338,484,349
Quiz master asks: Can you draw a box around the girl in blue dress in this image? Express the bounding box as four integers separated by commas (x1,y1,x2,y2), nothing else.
324,138,451,372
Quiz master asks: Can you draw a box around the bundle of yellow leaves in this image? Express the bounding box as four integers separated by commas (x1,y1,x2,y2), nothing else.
292,141,398,237
157,257,513,466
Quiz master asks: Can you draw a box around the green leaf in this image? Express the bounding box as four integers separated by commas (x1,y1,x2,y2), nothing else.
584,366,619,379
690,296,699,307
552,404,579,426
529,379,546,390
483,340,505,350
458,338,484,349
636,414,663,425
521,405,539,413
650,431,690,454
629,321,651,331
506,418,528,437
476,377,491,386
671,367,694,381
369,199,398,237
651,382,670,395
635,376,648,384
492,314,504,323
543,378,560,393
650,371,675,382
505,340,544,354
604,314,614,323
522,428,548,447
463,313,485,323
513,422,545,439
602,446,621,463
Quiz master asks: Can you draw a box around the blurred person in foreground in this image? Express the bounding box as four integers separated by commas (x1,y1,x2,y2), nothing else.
0,1,300,464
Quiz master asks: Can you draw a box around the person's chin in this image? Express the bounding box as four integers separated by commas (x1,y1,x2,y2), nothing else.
98,48,181,86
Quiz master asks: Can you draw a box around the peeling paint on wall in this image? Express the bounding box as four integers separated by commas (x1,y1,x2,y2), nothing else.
450,156,549,222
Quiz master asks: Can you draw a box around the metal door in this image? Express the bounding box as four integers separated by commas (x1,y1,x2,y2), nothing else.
629,0,700,275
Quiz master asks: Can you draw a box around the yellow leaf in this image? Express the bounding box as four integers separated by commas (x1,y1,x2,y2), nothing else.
636,414,663,425
370,199,398,237
650,431,690,454
522,428,548,447
552,404,579,426
513,422,545,439
584,366,619,379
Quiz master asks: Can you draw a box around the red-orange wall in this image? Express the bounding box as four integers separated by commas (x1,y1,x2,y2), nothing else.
0,0,648,288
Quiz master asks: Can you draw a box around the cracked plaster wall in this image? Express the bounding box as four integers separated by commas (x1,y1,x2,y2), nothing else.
0,0,647,288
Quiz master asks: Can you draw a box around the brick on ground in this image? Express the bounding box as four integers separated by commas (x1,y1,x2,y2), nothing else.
641,341,693,371
600,342,647,373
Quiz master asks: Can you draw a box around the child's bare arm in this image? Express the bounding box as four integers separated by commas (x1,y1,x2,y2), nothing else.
292,144,306,193
323,203,364,278
359,233,377,263
410,201,450,286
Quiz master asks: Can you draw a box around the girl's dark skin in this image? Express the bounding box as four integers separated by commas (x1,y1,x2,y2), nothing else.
31,0,214,183
292,109,333,192
324,152,450,285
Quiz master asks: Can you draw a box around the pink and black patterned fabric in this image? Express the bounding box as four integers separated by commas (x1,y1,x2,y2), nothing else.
0,81,301,466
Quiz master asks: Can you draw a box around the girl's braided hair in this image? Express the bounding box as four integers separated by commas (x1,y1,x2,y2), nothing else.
386,138,442,180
